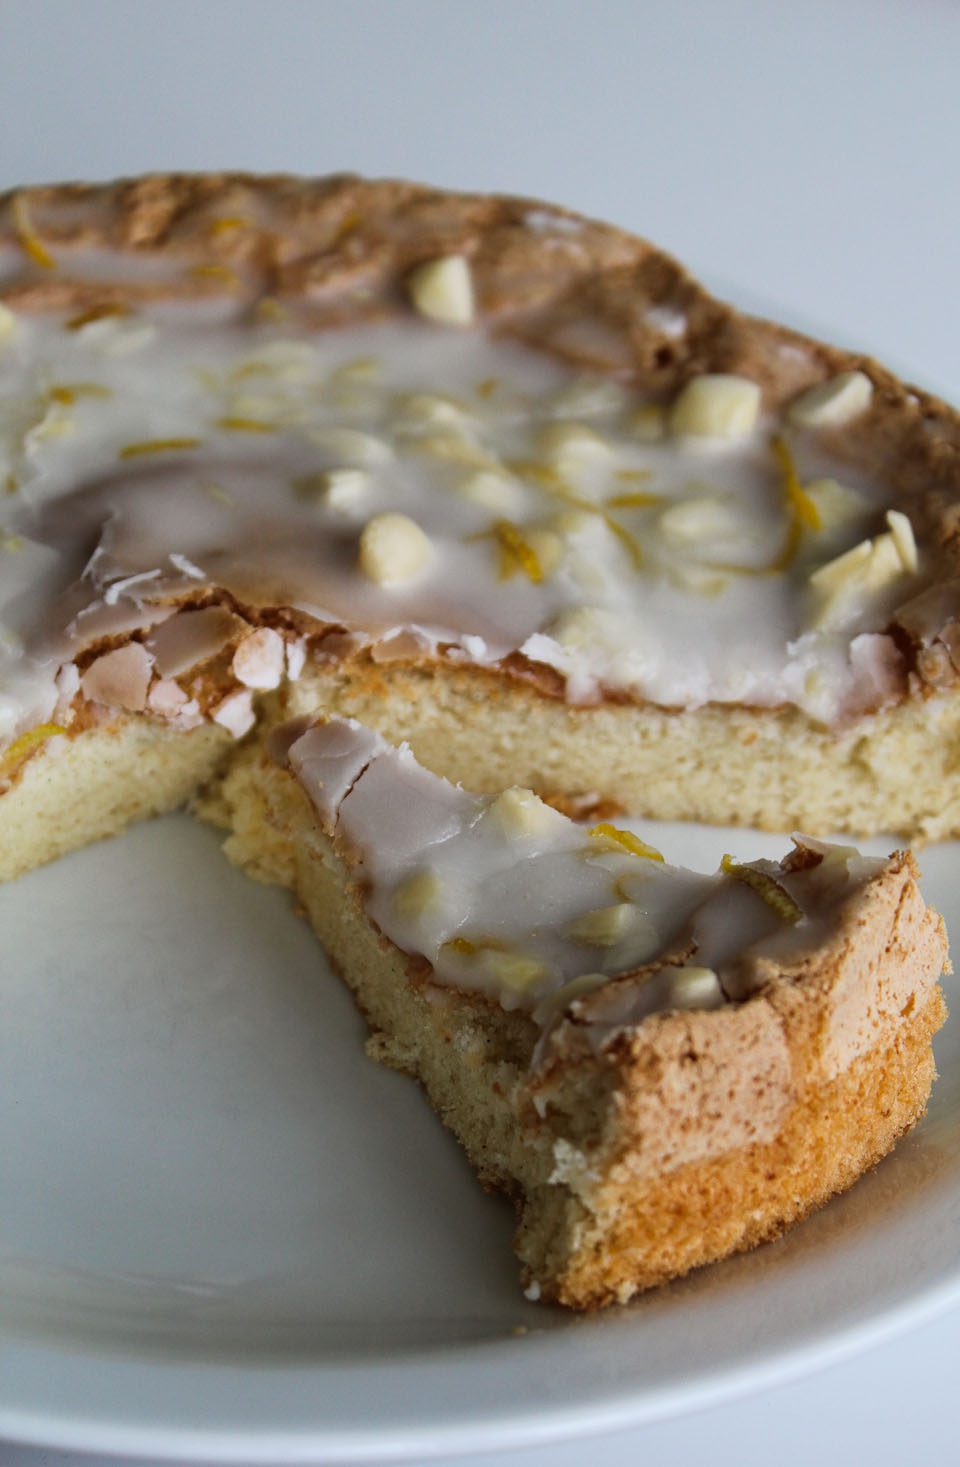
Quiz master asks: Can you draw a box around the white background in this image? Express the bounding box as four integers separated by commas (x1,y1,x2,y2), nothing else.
1,1,958,1463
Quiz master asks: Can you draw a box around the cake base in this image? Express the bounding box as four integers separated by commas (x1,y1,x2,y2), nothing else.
283,659,960,843
207,740,948,1309
0,718,232,883
6,630,960,891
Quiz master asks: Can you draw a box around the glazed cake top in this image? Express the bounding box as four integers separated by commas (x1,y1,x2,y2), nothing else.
270,714,895,1061
1,173,958,755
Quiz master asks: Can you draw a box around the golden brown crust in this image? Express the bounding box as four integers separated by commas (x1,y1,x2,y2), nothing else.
520,853,948,1306
532,987,945,1308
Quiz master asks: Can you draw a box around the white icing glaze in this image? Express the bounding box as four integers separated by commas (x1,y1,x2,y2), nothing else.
277,716,887,1029
0,300,926,745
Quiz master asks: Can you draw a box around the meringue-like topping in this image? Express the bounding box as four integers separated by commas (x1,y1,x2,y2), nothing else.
275,716,888,1031
0,298,930,749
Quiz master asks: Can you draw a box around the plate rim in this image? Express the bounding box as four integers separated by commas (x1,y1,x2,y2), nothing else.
2,1246,960,1461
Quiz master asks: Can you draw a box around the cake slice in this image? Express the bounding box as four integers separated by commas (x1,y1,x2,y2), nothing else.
210,714,949,1308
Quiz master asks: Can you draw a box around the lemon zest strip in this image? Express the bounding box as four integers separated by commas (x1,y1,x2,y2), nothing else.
1,723,66,777
772,433,821,531
11,194,55,270
119,437,202,459
49,383,112,405
605,491,665,509
589,822,664,862
66,303,129,331
191,263,240,285
507,459,644,570
470,519,545,583
215,416,277,434
702,436,815,578
443,935,508,957
721,854,803,923
209,215,251,236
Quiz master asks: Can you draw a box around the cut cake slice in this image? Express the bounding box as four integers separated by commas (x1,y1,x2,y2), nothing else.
210,714,949,1308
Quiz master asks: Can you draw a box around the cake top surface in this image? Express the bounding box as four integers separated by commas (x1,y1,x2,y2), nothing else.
271,713,893,1057
1,173,959,755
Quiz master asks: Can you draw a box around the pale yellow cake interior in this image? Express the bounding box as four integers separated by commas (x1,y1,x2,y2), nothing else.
6,653,960,887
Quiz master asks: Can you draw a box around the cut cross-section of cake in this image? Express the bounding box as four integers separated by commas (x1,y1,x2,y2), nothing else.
210,714,949,1309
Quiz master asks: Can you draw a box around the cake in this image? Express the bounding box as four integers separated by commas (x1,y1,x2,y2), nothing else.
209,714,947,1307
0,172,952,1305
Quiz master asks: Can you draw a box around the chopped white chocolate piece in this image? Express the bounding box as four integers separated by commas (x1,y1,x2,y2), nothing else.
659,495,740,545
305,426,393,466
664,966,724,1010
669,375,761,440
25,403,75,449
486,786,557,838
549,604,618,652
809,540,873,597
532,972,610,1024
358,512,432,587
525,528,565,578
482,951,547,991
226,392,289,423
538,421,613,467
548,378,627,418
886,509,918,573
808,540,872,627
211,688,255,738
306,467,371,513
863,532,903,592
809,528,908,629
329,355,380,384
566,903,637,947
455,470,524,515
395,392,471,427
98,322,157,357
407,255,475,325
802,478,869,534
231,628,285,690
393,867,443,921
235,340,318,379
413,429,497,470
550,508,596,541
789,371,873,428
665,560,728,596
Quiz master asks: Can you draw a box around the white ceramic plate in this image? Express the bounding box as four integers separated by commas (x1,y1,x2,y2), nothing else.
1,808,958,1462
